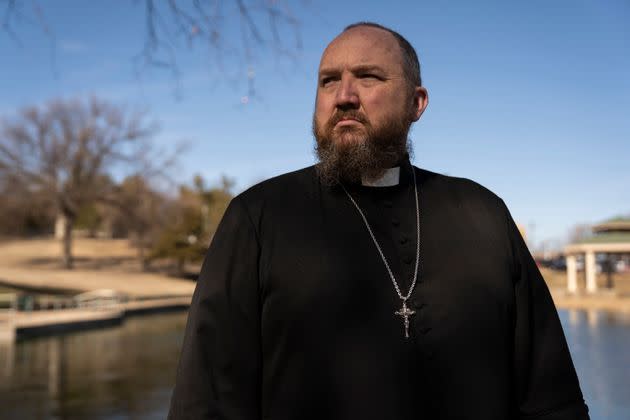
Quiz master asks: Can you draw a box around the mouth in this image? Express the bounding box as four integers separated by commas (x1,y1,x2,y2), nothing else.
336,118,362,127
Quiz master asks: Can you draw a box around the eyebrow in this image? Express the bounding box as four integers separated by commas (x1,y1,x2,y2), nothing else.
318,64,386,77
351,65,386,74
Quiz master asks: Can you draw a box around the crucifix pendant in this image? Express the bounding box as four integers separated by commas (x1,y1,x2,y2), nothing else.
395,301,416,339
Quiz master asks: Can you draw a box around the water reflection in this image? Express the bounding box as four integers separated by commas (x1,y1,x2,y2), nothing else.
560,309,630,420
0,312,188,419
0,310,628,419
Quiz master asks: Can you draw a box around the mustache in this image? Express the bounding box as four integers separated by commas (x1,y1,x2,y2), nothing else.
327,110,369,127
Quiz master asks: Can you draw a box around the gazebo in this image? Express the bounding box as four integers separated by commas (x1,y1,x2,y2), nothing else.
564,217,630,293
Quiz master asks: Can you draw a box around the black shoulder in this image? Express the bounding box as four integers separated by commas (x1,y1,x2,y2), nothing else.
235,165,317,204
227,165,320,229
416,167,503,205
415,167,510,230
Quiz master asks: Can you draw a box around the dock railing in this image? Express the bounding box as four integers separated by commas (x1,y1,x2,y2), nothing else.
74,289,126,310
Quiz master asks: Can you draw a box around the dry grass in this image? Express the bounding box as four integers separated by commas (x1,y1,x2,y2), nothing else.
0,237,196,298
0,237,136,267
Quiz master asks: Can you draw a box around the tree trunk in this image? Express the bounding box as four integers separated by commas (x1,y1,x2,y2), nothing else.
176,257,185,277
62,214,74,269
137,238,150,272
54,214,66,239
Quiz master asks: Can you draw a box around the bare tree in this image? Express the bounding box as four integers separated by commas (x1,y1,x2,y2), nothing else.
0,97,173,268
2,0,304,98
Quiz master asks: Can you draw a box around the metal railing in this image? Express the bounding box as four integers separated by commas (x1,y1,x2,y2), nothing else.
74,289,125,310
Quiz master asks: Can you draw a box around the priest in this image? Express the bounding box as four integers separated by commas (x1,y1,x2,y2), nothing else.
168,22,589,420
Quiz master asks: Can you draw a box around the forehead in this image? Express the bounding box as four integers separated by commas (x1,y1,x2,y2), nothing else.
319,27,405,72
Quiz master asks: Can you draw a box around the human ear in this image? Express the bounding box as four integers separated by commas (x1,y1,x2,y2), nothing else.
411,87,428,122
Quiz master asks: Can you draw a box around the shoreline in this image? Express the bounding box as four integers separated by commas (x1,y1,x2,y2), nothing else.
550,289,630,314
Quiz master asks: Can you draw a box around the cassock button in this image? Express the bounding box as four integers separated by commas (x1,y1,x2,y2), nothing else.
399,236,408,244
383,200,393,208
417,302,427,310
403,255,413,264
392,218,400,227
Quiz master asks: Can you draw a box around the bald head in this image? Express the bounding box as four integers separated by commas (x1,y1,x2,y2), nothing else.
342,22,422,88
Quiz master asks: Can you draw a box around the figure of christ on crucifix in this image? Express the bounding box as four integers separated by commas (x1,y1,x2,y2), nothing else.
395,300,416,339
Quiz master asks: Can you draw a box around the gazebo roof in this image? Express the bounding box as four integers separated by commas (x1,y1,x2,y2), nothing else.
592,217,630,233
565,216,630,254
576,231,630,244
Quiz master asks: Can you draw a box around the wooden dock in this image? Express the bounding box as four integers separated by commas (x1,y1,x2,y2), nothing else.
0,296,191,341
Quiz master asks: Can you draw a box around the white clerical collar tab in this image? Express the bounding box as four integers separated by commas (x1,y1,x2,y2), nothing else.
361,167,400,187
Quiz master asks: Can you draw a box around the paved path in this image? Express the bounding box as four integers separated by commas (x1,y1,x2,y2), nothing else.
0,266,196,298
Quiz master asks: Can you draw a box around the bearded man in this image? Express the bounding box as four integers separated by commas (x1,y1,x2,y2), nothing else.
168,22,589,420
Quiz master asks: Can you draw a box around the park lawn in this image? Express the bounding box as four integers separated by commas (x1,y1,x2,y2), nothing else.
0,237,196,298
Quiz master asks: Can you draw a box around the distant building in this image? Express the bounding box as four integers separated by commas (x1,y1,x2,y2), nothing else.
564,217,630,293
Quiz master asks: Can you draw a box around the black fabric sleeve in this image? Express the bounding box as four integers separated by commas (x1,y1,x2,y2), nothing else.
503,200,590,420
168,196,262,420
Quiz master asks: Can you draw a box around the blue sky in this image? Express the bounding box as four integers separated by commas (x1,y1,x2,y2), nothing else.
1,0,628,249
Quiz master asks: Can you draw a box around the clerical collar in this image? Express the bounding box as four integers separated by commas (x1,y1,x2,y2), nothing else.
361,167,401,187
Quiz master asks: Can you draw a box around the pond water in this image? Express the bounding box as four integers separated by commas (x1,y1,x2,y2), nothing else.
559,310,630,419
0,309,628,419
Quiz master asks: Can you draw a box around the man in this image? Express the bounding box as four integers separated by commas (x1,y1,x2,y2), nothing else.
168,22,589,420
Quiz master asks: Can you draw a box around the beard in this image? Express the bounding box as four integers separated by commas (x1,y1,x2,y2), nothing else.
313,109,411,186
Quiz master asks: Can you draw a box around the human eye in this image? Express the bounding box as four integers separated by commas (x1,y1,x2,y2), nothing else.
319,75,338,87
358,72,384,84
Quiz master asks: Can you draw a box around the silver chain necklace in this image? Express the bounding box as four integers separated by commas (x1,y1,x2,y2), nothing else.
341,167,420,339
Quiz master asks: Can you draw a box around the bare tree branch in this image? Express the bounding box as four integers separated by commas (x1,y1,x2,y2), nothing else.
2,0,23,45
2,0,304,99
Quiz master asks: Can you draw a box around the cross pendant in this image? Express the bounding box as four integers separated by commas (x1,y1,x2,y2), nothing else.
395,301,416,339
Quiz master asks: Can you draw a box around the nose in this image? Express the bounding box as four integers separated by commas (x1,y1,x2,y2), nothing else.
335,76,360,110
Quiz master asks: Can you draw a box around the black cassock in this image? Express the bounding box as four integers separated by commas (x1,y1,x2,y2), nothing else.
168,162,589,420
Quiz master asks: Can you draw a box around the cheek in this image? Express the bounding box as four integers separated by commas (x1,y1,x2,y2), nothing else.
374,88,404,107
361,88,393,112
365,90,409,121
314,97,332,124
